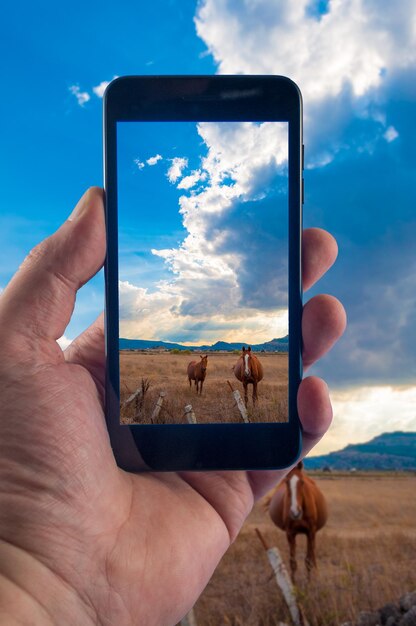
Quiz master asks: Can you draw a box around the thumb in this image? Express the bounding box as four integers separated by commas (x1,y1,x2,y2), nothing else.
0,187,106,360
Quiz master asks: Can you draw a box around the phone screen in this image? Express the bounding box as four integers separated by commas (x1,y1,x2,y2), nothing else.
117,121,288,425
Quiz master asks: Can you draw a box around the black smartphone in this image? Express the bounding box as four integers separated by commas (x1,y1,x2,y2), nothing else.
104,75,303,471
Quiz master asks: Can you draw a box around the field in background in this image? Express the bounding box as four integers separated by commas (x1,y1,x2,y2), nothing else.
193,473,416,626
120,351,288,424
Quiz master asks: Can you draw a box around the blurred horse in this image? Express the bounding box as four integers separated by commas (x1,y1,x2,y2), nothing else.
267,461,328,581
187,355,208,395
233,346,263,405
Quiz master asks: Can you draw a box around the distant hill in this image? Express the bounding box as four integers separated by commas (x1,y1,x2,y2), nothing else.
119,336,289,352
304,431,416,470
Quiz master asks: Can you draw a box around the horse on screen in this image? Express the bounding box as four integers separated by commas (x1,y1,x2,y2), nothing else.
187,355,208,395
233,346,264,405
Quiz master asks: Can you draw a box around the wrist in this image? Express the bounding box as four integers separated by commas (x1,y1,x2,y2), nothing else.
0,539,98,626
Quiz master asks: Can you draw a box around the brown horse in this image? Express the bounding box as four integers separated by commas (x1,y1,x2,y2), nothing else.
233,346,263,405
187,355,208,395
267,461,327,581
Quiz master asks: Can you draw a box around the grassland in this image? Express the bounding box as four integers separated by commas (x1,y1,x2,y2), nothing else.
192,473,416,626
120,350,288,424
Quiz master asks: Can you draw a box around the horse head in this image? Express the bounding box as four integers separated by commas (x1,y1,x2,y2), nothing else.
200,354,208,373
285,461,305,520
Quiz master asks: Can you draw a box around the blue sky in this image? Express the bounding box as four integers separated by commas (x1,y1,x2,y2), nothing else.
1,0,415,453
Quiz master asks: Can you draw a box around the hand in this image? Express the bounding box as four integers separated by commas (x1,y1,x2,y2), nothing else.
0,188,346,626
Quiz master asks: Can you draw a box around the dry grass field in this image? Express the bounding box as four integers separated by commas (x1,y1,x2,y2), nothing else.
120,351,288,424
191,473,416,626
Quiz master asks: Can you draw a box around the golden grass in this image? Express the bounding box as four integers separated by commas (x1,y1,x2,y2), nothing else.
120,351,288,424
193,475,416,625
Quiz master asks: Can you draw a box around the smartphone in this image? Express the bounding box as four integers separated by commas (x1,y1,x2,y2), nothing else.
104,75,303,471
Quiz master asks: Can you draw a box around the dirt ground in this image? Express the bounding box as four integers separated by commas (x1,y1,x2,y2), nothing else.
120,351,288,424
192,473,416,625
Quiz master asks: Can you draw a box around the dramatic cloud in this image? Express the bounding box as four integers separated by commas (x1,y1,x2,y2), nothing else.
69,85,90,107
119,121,290,343
194,0,416,392
195,0,416,163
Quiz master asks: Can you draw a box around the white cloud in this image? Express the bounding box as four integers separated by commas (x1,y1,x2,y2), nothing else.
69,85,90,107
194,0,416,163
57,335,73,350
384,125,399,142
146,154,163,166
177,170,205,189
195,0,416,103
134,159,145,170
167,157,188,183
119,280,288,344
310,384,416,456
92,76,119,98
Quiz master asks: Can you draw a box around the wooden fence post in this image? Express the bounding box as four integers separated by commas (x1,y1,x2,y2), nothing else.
255,528,309,626
121,386,143,410
180,607,197,626
151,391,166,423
184,404,197,424
227,380,249,423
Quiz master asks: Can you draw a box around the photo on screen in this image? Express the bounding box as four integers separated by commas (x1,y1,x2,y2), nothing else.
117,121,289,424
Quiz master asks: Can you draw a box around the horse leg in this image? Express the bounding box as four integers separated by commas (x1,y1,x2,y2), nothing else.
288,532,297,582
305,530,317,579
253,381,258,405
199,379,203,395
243,382,248,406
195,380,199,394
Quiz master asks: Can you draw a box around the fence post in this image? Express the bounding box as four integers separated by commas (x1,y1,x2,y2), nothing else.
151,391,166,423
180,607,197,626
184,404,197,424
255,528,309,626
227,380,249,423
121,386,143,409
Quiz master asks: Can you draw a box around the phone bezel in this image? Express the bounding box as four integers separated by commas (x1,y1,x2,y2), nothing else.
104,75,303,471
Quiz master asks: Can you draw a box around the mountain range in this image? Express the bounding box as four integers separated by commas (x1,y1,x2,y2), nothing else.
304,431,416,470
119,336,289,352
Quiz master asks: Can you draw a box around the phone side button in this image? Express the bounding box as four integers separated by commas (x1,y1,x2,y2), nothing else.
302,144,305,170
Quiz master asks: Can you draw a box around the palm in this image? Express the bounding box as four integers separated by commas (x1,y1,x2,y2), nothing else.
0,188,345,625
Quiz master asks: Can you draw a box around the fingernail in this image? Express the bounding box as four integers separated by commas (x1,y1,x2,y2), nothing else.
68,189,90,221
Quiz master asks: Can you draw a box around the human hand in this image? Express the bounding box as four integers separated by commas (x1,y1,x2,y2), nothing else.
0,188,346,626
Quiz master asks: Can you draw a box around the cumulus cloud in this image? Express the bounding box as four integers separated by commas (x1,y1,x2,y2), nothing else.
177,170,205,189
195,0,416,163
134,159,145,170
167,157,188,183
119,121,290,343
119,279,288,344
195,0,416,102
192,0,416,392
69,85,90,107
146,154,162,166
